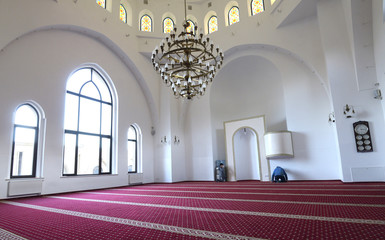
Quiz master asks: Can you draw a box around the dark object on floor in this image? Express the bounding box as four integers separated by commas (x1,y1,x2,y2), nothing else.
272,166,288,182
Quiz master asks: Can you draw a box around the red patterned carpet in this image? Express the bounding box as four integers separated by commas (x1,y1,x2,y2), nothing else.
1,180,385,239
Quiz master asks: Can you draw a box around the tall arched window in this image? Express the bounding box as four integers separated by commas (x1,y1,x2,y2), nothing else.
140,14,152,32
228,6,240,25
96,0,106,8
11,104,39,178
127,125,138,173
208,16,218,34
163,17,174,33
63,68,113,176
186,20,195,34
251,0,265,15
120,4,127,23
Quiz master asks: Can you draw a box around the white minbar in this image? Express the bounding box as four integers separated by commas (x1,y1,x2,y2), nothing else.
264,131,294,159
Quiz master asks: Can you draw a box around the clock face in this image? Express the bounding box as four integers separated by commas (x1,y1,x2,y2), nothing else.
354,124,369,135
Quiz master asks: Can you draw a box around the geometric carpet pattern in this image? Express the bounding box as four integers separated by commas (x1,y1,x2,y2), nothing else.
0,180,385,239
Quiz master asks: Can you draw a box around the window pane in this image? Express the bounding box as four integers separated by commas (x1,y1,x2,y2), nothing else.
96,0,106,8
101,138,111,173
63,67,113,176
81,82,100,100
77,134,100,175
163,18,174,33
127,141,136,172
229,7,240,25
186,20,195,34
15,105,38,127
64,94,79,131
141,15,152,32
101,104,111,135
63,133,76,175
67,68,91,93
79,98,100,134
120,5,127,23
252,0,264,15
127,126,136,140
92,70,111,103
12,127,35,176
208,16,218,34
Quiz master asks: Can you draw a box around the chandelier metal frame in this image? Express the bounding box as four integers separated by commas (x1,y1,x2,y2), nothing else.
151,0,224,100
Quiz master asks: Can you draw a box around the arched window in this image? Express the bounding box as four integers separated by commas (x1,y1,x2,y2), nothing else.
251,0,265,15
228,6,240,25
63,68,113,176
127,125,138,173
96,0,106,8
140,14,152,32
11,104,39,178
186,20,195,34
163,17,174,33
208,16,218,34
120,4,127,23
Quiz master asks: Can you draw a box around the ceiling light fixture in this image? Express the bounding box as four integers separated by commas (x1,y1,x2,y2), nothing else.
151,0,224,100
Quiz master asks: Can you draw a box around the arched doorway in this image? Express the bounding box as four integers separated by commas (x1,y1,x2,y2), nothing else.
234,127,260,180
224,116,270,182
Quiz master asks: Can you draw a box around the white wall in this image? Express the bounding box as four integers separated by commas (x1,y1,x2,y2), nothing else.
318,0,385,182
0,29,154,198
210,54,286,162
1,0,385,199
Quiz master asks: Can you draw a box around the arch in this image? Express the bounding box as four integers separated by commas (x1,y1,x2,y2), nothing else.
140,14,152,32
119,4,127,24
224,1,240,26
10,101,46,178
233,127,260,180
127,123,142,173
138,10,154,31
120,0,133,26
0,25,159,131
249,0,265,16
186,14,198,34
220,44,330,99
63,64,118,176
224,116,270,181
161,12,176,24
163,17,175,33
186,20,196,34
208,16,218,34
204,11,218,35
228,6,240,26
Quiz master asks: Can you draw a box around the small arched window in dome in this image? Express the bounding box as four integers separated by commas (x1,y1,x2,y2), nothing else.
208,15,218,34
228,6,240,25
96,0,106,8
163,17,174,33
251,0,265,15
140,14,152,32
186,20,195,34
120,4,127,23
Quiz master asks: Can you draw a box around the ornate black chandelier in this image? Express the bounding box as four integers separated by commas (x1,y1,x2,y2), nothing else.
151,0,224,100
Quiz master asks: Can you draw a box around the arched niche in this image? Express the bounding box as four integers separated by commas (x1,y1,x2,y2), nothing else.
233,127,260,180
224,116,270,182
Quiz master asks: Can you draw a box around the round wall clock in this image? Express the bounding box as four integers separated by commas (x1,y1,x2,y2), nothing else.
354,124,368,135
